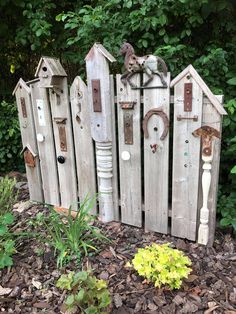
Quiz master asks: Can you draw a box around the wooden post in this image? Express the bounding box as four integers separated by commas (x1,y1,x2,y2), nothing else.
143,73,170,233
70,76,97,213
85,43,118,222
30,79,60,206
13,79,43,202
116,74,142,227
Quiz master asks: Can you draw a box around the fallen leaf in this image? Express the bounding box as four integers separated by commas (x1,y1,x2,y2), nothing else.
0,285,12,296
185,274,198,283
114,293,123,308
204,306,219,314
32,278,42,289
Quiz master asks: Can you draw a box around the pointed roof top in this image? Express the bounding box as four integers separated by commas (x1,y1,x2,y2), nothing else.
85,43,116,62
12,78,30,95
170,64,227,115
35,57,67,77
21,144,37,157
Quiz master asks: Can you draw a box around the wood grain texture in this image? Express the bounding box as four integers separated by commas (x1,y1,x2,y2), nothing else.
171,76,203,241
116,74,142,227
86,45,113,142
86,44,115,221
110,75,119,220
14,79,43,202
49,77,78,209
198,95,223,246
143,73,170,233
30,80,60,206
70,76,97,213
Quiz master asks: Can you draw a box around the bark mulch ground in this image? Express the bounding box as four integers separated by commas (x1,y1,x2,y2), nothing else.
0,173,235,314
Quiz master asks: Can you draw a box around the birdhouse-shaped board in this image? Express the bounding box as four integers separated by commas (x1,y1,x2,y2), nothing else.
170,64,227,243
13,78,43,202
21,145,37,168
85,43,116,142
35,57,67,88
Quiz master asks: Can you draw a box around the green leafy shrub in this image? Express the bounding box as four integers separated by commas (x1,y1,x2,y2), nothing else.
56,270,111,314
0,176,17,214
38,198,108,267
132,243,192,289
0,212,16,269
0,101,23,173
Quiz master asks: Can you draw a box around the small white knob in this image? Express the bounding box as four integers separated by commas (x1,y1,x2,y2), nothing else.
121,151,130,161
37,133,45,142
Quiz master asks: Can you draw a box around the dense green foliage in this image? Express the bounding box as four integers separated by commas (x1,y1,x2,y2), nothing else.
0,101,23,173
0,0,235,227
57,270,111,313
30,198,107,268
132,243,192,289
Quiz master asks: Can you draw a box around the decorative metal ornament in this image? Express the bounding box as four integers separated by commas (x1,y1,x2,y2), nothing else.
120,42,168,89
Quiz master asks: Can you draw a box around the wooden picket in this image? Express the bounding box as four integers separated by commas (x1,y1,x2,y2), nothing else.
14,44,227,246
116,74,142,227
143,73,170,234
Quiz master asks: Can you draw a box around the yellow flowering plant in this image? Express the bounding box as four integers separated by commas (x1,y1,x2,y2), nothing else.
132,243,192,289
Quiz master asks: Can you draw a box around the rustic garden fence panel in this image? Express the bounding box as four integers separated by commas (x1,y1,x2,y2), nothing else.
13,43,227,246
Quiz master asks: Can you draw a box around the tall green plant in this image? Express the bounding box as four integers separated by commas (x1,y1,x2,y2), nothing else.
41,197,108,267
0,176,17,214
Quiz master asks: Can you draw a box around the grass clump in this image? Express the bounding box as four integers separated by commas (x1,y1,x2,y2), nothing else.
39,197,108,267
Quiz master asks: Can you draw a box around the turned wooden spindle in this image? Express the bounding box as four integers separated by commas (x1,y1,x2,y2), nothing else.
193,126,220,245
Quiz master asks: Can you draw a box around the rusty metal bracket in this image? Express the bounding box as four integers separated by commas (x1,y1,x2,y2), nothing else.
177,115,198,122
143,108,169,140
192,125,220,156
124,113,133,145
184,83,192,112
91,79,102,112
119,101,136,109
20,97,27,118
54,118,67,152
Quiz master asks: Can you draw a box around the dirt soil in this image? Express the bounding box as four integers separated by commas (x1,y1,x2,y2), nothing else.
0,174,236,314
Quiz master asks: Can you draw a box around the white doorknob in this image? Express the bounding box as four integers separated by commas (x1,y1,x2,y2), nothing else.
121,151,131,161
37,133,45,142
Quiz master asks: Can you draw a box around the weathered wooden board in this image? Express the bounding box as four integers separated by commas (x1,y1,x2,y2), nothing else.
110,75,119,220
143,73,170,233
171,76,203,241
116,74,142,227
198,95,223,246
70,76,97,213
14,79,43,202
85,43,115,143
30,80,60,206
48,78,78,209
85,43,116,221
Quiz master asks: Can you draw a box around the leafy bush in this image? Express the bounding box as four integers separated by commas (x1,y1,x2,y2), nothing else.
0,101,23,173
57,270,111,314
0,176,17,214
132,243,192,289
0,212,16,269
38,198,108,268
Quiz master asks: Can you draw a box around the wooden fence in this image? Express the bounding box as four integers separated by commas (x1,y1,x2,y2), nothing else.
13,43,227,246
